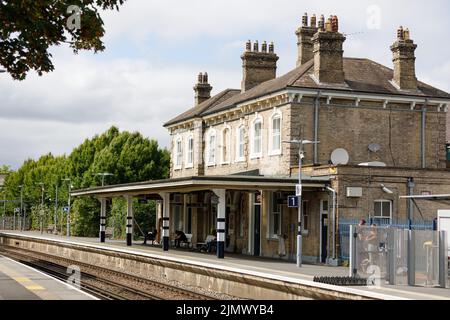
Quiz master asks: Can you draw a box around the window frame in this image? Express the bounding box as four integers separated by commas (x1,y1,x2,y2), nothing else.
185,134,194,169
269,110,282,156
174,135,183,170
221,126,231,165
250,115,263,159
268,192,282,239
206,128,217,167
372,199,393,224
302,200,309,235
235,125,246,163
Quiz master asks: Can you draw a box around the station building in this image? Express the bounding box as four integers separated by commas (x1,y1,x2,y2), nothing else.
73,14,450,265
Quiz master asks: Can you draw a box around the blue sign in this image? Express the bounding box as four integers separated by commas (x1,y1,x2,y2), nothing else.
288,196,298,208
62,206,70,212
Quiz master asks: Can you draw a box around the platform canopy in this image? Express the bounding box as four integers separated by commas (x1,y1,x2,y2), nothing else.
71,174,330,198
400,194,450,205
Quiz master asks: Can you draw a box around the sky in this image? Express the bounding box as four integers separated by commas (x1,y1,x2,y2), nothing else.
1,0,449,169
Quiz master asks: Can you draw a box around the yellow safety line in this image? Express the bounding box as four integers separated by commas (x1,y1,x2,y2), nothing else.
0,258,57,299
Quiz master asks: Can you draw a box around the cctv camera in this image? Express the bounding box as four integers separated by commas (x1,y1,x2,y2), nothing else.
380,184,393,194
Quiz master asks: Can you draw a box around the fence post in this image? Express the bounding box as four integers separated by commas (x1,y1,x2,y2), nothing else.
388,227,395,285
407,229,415,286
349,225,357,277
438,231,448,288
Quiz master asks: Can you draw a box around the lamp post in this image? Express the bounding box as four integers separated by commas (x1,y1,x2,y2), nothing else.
1,187,5,230
283,139,320,267
62,178,72,237
54,184,58,234
93,172,114,187
37,182,45,234
19,185,23,231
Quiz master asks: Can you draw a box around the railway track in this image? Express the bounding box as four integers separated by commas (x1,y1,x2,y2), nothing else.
0,246,218,300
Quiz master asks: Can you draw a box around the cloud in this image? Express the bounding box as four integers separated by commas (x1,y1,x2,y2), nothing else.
0,0,449,168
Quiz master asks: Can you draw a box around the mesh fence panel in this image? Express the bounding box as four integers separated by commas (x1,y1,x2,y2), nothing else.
355,226,389,281
391,229,408,285
414,230,440,287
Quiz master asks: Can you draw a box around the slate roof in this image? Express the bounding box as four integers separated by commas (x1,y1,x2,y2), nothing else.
165,58,450,126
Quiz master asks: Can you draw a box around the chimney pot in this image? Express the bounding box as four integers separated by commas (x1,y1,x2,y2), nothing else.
246,40,251,51
269,42,274,53
318,14,325,31
397,26,404,40
262,41,267,53
253,40,259,52
311,14,317,27
302,13,308,27
331,15,339,32
198,72,203,84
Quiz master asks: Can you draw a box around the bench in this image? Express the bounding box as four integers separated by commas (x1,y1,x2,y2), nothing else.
105,227,114,239
180,234,193,248
196,235,216,252
46,224,56,233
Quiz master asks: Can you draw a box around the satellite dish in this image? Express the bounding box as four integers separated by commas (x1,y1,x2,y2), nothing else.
331,148,349,165
368,143,381,153
358,161,387,167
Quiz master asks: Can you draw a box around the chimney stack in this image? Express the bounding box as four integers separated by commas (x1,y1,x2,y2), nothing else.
312,14,346,84
295,12,319,67
390,26,418,91
241,40,279,92
193,72,212,106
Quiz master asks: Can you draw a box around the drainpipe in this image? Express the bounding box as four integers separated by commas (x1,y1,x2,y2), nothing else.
407,177,415,228
421,100,428,168
313,91,321,165
326,186,336,263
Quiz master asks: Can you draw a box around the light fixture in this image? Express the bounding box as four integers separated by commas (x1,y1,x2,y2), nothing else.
381,184,393,194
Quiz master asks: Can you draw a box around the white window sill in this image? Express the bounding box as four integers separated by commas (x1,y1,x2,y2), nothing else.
250,153,262,160
268,150,282,157
267,236,279,241
235,157,246,163
221,161,230,166
185,164,193,169
174,166,182,171
206,163,216,167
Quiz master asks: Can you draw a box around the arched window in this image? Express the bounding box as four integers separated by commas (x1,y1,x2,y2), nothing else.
270,112,282,155
186,135,194,168
251,117,263,158
236,125,245,162
207,129,216,166
174,136,183,169
222,127,230,164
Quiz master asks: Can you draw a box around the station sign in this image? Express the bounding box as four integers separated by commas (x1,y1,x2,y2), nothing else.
288,196,299,208
295,184,302,196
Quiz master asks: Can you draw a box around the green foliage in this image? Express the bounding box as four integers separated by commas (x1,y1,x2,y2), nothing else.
2,126,169,237
0,0,127,80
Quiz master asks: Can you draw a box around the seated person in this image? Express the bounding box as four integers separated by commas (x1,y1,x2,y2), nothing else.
206,231,217,253
143,228,157,245
174,230,187,248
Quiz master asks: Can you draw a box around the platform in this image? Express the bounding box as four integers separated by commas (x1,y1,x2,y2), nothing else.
0,253,97,300
1,231,449,300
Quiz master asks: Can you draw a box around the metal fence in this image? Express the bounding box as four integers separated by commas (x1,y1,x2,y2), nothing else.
0,216,32,231
349,225,448,288
339,218,434,261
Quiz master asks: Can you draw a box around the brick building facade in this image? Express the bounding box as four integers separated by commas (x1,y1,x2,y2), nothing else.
74,14,450,265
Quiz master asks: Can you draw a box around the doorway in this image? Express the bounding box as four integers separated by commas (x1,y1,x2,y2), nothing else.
320,200,329,263
249,191,261,256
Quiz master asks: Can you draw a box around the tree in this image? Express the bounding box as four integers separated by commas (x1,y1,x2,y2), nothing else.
0,0,126,80
2,126,170,237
